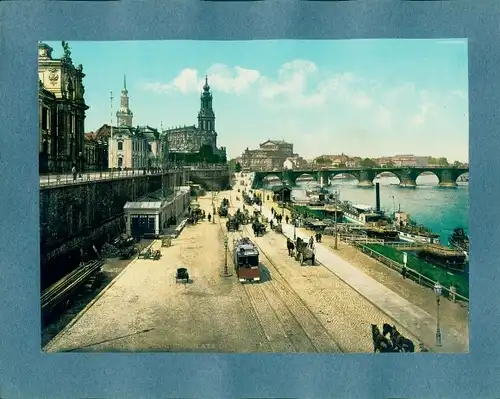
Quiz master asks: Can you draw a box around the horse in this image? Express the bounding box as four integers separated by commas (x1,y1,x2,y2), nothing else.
286,238,295,256
382,323,415,353
371,324,395,353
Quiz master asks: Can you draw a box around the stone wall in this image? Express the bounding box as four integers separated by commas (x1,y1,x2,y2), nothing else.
39,171,186,267
188,167,230,191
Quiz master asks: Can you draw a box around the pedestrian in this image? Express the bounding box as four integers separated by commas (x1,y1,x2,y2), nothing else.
269,219,273,230
401,265,407,279
71,165,77,182
285,215,289,224
208,213,211,222
315,232,319,243
318,232,322,243
309,236,314,249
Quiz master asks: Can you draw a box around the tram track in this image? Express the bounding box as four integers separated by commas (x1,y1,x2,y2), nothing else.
217,190,344,353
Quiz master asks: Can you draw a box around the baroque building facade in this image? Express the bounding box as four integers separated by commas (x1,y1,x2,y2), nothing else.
240,140,295,171
106,78,163,169
161,76,226,164
38,41,89,173
108,125,162,170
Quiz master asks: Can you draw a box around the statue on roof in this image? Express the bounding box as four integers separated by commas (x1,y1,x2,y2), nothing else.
61,41,71,60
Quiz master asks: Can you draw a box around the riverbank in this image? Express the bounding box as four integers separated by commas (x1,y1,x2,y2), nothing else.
257,189,468,339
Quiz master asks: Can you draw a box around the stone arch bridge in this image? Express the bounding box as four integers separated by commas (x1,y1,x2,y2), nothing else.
251,167,469,189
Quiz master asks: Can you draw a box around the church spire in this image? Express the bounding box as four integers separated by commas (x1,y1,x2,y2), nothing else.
116,75,133,126
203,75,210,92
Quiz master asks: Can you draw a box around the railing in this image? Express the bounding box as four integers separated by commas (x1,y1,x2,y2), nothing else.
354,242,469,304
40,168,170,187
340,235,386,244
384,241,424,249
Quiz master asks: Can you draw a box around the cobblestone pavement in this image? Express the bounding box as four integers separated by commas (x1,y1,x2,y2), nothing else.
228,187,422,352
44,195,271,353
254,185,468,352
45,176,464,353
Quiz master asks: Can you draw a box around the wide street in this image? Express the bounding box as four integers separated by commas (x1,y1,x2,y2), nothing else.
44,176,468,353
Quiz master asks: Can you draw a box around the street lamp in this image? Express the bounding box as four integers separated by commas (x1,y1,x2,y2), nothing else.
293,220,297,241
334,188,339,250
434,282,443,347
221,234,232,277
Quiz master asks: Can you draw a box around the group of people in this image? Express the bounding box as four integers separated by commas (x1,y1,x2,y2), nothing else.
270,208,290,225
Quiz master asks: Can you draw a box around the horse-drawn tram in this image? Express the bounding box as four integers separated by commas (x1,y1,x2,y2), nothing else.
233,237,261,283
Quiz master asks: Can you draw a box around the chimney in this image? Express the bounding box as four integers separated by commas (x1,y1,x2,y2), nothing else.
375,182,381,212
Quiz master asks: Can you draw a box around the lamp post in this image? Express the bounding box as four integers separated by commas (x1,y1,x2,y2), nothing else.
293,220,297,241
221,234,232,277
334,188,339,250
434,282,443,347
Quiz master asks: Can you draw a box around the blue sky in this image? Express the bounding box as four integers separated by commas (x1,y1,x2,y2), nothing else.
44,39,469,162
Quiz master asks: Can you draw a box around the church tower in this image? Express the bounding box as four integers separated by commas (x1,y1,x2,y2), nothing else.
197,76,215,132
116,75,133,126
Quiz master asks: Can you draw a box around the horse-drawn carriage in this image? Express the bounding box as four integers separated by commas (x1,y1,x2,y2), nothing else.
138,247,152,259
234,208,249,225
294,237,315,265
371,323,416,353
218,205,229,217
252,220,266,236
226,216,240,231
176,267,189,283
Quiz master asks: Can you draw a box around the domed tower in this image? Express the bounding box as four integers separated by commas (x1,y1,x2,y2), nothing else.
116,75,133,126
197,75,215,132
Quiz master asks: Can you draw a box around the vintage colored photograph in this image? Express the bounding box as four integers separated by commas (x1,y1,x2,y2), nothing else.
39,39,469,353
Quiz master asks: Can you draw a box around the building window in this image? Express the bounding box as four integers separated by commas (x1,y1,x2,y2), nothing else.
118,156,123,168
118,141,123,151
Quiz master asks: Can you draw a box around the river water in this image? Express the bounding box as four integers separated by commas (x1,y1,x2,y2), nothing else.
264,174,469,245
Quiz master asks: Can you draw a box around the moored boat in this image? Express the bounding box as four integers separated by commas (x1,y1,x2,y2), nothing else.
416,244,467,272
362,226,400,240
392,211,440,244
341,202,384,225
449,227,469,258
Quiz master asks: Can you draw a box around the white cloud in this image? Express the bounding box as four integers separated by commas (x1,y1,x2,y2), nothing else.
141,64,261,95
258,61,371,109
206,64,261,94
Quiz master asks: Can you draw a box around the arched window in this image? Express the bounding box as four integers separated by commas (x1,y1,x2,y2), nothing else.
118,141,123,151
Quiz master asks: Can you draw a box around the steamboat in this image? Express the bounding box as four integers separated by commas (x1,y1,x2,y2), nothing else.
449,227,469,258
391,210,440,244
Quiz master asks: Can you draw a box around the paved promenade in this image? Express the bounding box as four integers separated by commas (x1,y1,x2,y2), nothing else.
257,203,469,353
39,169,155,186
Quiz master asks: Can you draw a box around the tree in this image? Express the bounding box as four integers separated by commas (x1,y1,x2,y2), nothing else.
235,162,242,172
385,160,395,167
315,156,332,165
359,158,379,168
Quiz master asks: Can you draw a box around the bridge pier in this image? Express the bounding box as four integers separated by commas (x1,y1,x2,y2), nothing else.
357,169,376,187
436,169,459,187
358,180,374,187
438,180,458,188
399,178,417,188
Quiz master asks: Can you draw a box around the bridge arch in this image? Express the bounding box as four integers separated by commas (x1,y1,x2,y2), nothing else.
326,171,359,184
261,174,284,187
295,173,318,183
414,170,440,185
374,171,400,184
